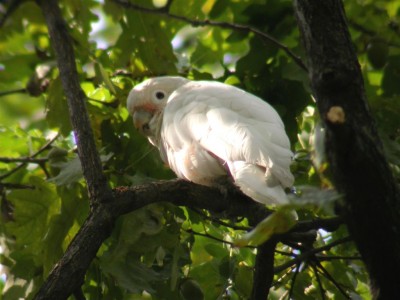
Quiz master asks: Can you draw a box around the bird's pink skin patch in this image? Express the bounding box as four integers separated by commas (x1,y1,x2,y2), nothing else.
137,103,158,113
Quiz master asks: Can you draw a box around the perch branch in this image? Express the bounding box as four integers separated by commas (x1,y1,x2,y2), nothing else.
33,177,346,300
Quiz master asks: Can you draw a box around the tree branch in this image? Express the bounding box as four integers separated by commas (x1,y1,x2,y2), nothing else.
0,133,58,181
293,1,400,298
0,88,27,97
0,157,48,164
274,236,352,273
311,263,327,300
36,0,112,206
0,0,23,28
111,0,308,72
32,179,259,300
184,228,253,247
312,260,350,299
251,239,277,300
0,183,35,190
32,1,116,298
189,207,251,231
33,177,345,300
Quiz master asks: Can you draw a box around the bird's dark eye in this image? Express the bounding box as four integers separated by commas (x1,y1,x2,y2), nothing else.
155,91,165,100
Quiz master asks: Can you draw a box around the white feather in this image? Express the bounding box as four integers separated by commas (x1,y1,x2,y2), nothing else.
128,77,294,206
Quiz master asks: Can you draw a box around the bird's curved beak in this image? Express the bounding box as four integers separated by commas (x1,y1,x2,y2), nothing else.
132,110,153,135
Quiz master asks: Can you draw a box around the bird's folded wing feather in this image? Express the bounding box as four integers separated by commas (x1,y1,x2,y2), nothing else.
161,81,294,187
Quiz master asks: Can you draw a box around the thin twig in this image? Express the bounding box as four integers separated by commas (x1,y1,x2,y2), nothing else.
0,157,48,163
110,0,308,72
288,263,301,299
311,263,327,300
184,228,255,248
190,207,251,231
312,260,351,299
0,88,27,97
0,0,23,28
275,249,296,257
0,133,59,181
0,183,35,190
274,236,352,273
317,255,362,261
348,20,400,48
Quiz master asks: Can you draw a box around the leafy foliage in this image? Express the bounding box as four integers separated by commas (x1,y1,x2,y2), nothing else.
0,0,399,299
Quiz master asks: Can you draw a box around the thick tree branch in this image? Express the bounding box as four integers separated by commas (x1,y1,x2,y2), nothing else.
293,0,400,298
33,177,345,300
32,179,259,300
37,0,112,206
251,239,277,300
111,180,268,219
33,1,115,298
111,0,308,72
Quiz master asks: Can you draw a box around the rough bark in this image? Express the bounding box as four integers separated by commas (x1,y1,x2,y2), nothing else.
34,0,114,298
251,239,277,300
37,0,112,205
293,1,400,298
33,177,341,299
32,179,267,300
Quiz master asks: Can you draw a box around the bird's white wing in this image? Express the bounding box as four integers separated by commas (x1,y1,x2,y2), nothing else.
161,80,294,191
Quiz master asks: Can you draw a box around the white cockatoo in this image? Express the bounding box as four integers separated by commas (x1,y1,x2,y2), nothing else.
127,76,294,207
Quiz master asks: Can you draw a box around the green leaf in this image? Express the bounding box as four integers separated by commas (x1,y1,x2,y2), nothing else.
94,62,117,95
48,156,83,186
190,259,225,300
45,77,72,136
204,243,228,259
100,256,161,293
6,177,60,252
179,278,204,300
382,56,400,96
235,209,297,247
112,12,177,74
49,153,113,186
234,263,253,299
2,279,32,300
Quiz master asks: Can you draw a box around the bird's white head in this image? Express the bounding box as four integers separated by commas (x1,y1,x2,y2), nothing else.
127,76,189,138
